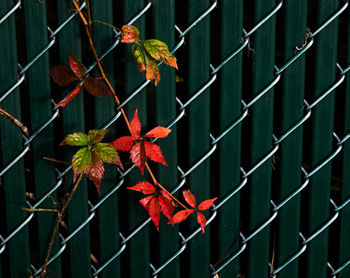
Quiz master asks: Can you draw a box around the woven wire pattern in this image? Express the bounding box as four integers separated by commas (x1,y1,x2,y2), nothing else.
0,0,350,277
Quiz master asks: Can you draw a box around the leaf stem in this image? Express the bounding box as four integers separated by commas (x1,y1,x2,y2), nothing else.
22,208,59,213
40,174,83,278
72,0,188,210
0,107,30,137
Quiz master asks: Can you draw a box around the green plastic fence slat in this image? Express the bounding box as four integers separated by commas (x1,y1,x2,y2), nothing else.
153,1,179,277
122,2,149,277
247,1,275,277
185,1,211,277
338,13,350,278
90,1,121,277
22,1,61,275
0,1,31,277
57,2,91,277
275,1,307,278
210,0,242,276
305,2,338,278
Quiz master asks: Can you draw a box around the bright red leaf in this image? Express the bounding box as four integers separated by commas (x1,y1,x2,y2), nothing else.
158,195,174,222
183,190,196,208
139,195,153,211
196,211,207,234
127,181,155,195
69,51,87,79
197,197,218,210
170,209,194,224
149,197,161,231
144,141,167,165
130,142,146,175
130,109,141,137
57,84,82,108
120,25,140,43
112,136,137,151
144,126,171,138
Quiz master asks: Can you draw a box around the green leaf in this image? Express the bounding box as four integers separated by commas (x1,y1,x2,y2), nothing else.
93,143,123,169
72,147,92,173
87,129,109,144
60,132,88,146
132,43,146,72
143,39,178,69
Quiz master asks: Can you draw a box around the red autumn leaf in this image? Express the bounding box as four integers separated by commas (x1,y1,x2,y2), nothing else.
127,181,155,195
144,141,167,166
183,190,196,208
83,76,112,97
69,51,87,79
130,109,141,137
196,211,207,234
112,136,137,151
57,84,83,107
84,154,105,192
120,25,140,43
149,197,161,231
130,142,146,174
144,126,171,138
197,197,218,210
170,209,194,224
50,65,79,86
139,195,153,211
145,56,160,86
161,190,176,207
158,195,174,222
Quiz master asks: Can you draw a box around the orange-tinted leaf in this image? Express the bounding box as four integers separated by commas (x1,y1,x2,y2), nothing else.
161,190,176,207
87,129,108,144
198,197,218,210
84,154,104,192
120,25,140,43
60,132,88,146
83,76,112,97
145,126,171,138
112,136,137,151
132,43,146,72
127,181,155,195
144,141,167,166
69,52,86,79
57,84,83,107
145,56,160,86
149,197,161,231
130,142,146,174
196,211,207,234
170,209,193,224
130,109,141,137
158,195,174,222
143,39,178,69
50,65,79,86
183,189,196,208
139,195,153,211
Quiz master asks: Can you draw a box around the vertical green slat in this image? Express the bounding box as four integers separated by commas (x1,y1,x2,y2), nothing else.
211,0,243,276
186,1,210,277
57,2,91,277
0,1,31,277
275,1,307,278
338,11,350,278
90,1,121,277
305,2,338,278
23,1,61,275
247,1,275,277
153,1,179,277
123,2,149,277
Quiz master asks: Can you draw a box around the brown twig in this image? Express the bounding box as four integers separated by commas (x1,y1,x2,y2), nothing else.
40,174,83,278
22,208,59,213
0,107,29,137
43,156,70,165
72,0,189,210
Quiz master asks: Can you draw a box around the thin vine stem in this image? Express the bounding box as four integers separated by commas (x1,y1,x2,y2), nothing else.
72,0,189,210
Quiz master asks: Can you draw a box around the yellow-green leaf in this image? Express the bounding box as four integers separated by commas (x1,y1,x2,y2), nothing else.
87,129,109,144
60,132,88,146
143,39,178,69
72,147,92,173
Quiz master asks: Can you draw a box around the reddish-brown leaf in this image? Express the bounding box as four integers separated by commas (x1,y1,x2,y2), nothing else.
158,195,174,222
139,195,153,211
84,155,105,193
112,136,137,151
50,65,79,86
69,52,87,79
127,181,155,195
145,57,160,86
170,209,193,224
149,197,161,231
197,197,218,211
120,25,140,43
144,126,171,138
183,190,196,208
57,84,83,107
83,76,112,97
144,141,167,166
130,109,141,137
130,142,146,174
196,211,207,234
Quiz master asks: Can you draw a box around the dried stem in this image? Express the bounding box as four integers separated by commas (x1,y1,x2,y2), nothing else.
40,174,83,278
0,107,29,137
72,0,189,210
22,208,59,213
43,157,70,165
